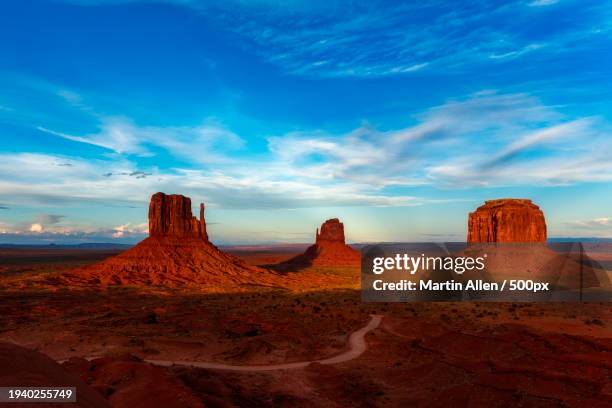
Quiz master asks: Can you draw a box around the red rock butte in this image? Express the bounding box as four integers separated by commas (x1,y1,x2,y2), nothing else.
286,218,360,267
148,192,207,240
467,198,546,243
467,199,547,243
464,199,604,289
316,218,347,245
67,192,284,289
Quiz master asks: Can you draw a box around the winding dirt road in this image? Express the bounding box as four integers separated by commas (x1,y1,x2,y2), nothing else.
145,314,383,371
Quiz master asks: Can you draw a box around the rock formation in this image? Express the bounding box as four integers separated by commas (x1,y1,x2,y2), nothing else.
67,192,284,289
284,218,360,268
316,218,347,245
462,199,604,293
148,192,207,240
467,199,547,243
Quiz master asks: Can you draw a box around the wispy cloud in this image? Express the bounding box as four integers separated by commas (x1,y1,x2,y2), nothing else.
44,0,612,78
196,1,606,77
38,122,148,155
489,43,546,60
268,91,610,187
7,90,610,214
480,119,593,169
560,217,612,237
0,152,425,211
565,217,611,229
38,117,244,164
529,0,559,7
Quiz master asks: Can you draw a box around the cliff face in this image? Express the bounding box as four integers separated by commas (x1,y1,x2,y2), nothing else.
287,218,360,267
148,192,207,240
467,199,547,243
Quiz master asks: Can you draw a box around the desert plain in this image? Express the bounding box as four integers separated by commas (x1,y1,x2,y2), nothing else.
0,247,611,408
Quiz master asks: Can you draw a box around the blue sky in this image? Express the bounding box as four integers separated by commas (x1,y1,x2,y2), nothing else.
0,0,611,244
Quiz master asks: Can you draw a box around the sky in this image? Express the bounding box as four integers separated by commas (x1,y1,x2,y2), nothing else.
0,0,611,244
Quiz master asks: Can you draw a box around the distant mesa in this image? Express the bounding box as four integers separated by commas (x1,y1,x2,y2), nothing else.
66,192,284,289
284,218,360,268
468,199,547,243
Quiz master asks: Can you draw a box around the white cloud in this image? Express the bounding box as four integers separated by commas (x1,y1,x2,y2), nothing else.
38,123,147,155
57,89,84,105
38,117,245,163
266,91,610,188
29,223,44,233
200,1,599,77
559,217,612,237
566,217,611,229
49,0,611,78
0,152,424,210
112,222,148,238
388,63,429,74
529,0,559,7
489,43,546,60
481,119,594,168
3,91,610,214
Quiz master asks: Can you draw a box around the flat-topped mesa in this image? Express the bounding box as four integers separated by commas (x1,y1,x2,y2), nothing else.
148,192,208,240
468,198,547,243
315,218,346,245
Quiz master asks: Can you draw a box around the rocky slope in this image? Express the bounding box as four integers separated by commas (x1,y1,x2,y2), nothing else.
0,342,109,408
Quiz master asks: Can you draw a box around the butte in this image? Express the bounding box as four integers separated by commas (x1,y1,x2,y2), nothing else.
468,199,547,243
463,198,605,291
66,192,285,290
282,218,360,269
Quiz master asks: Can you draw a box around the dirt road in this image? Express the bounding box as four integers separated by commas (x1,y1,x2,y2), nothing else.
145,314,383,371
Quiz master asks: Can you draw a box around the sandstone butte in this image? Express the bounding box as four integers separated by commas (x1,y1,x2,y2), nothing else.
286,218,361,267
66,193,285,289
463,198,604,289
467,199,547,243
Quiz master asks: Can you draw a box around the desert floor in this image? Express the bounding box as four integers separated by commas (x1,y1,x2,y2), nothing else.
0,247,610,407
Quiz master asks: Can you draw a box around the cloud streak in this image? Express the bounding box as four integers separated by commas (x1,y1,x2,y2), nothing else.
4,91,609,220
559,217,612,237
38,117,245,165
268,91,611,188
191,0,610,77
53,0,612,77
